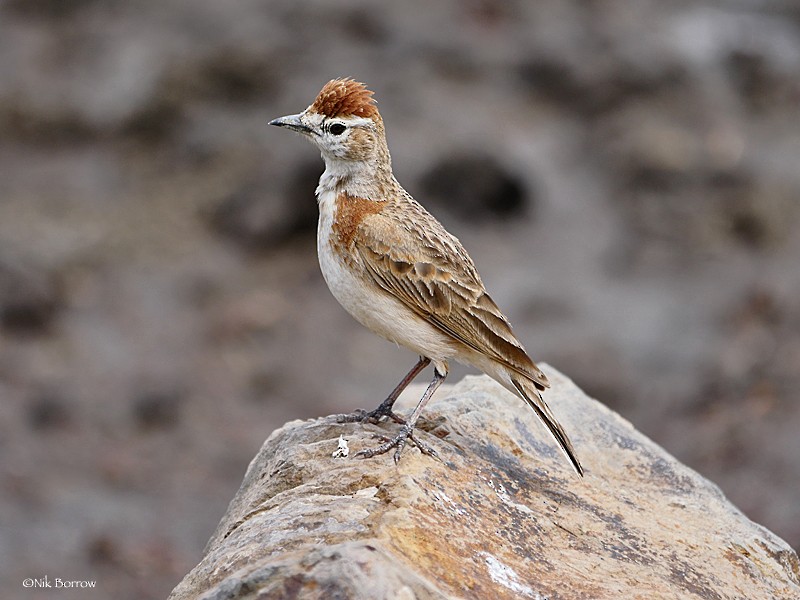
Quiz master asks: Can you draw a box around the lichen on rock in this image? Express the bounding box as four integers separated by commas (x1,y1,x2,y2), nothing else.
169,368,800,599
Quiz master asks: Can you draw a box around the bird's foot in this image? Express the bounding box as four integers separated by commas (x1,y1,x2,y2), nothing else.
354,425,440,464
336,403,405,425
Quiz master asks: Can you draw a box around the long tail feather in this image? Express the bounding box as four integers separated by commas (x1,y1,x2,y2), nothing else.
511,377,584,477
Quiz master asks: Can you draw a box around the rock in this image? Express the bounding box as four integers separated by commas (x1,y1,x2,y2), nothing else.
207,160,319,252
168,368,800,600
418,154,530,221
26,390,73,432
0,258,62,335
131,387,184,432
724,46,800,114
516,53,688,117
168,49,278,106
3,0,100,20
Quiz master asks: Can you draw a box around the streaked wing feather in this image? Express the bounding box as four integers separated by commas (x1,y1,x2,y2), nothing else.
355,208,549,389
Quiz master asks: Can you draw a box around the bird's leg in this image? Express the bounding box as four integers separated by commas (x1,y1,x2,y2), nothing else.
354,367,446,464
337,356,430,424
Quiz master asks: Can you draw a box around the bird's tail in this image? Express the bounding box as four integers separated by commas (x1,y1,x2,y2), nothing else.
511,376,584,477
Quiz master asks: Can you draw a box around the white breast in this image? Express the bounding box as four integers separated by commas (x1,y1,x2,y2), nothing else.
316,189,376,324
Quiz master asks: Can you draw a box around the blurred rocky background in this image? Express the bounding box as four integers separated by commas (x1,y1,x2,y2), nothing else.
1,1,798,598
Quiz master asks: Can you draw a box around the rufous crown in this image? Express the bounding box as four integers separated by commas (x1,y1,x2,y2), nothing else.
309,78,379,120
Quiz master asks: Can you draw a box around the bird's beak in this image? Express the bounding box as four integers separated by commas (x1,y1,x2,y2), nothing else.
268,113,311,134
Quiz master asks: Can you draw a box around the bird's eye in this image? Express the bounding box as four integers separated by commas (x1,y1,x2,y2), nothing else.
329,123,346,136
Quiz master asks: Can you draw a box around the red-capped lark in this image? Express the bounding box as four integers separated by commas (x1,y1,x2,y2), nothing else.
270,79,583,476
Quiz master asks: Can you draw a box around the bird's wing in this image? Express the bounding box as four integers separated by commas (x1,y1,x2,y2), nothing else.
355,204,549,390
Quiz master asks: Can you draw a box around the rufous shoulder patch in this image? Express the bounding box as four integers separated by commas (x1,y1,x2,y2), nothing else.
310,79,379,120
331,193,384,260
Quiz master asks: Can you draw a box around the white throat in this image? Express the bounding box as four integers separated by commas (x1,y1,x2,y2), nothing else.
315,158,354,198
315,156,390,201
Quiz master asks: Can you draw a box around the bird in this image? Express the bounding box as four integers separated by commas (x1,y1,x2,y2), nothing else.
269,78,583,476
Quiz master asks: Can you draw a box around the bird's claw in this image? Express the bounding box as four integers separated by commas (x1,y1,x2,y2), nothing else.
353,427,440,463
408,432,441,461
336,406,405,424
336,409,368,424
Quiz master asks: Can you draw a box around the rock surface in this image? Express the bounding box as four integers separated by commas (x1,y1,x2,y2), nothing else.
169,369,800,600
